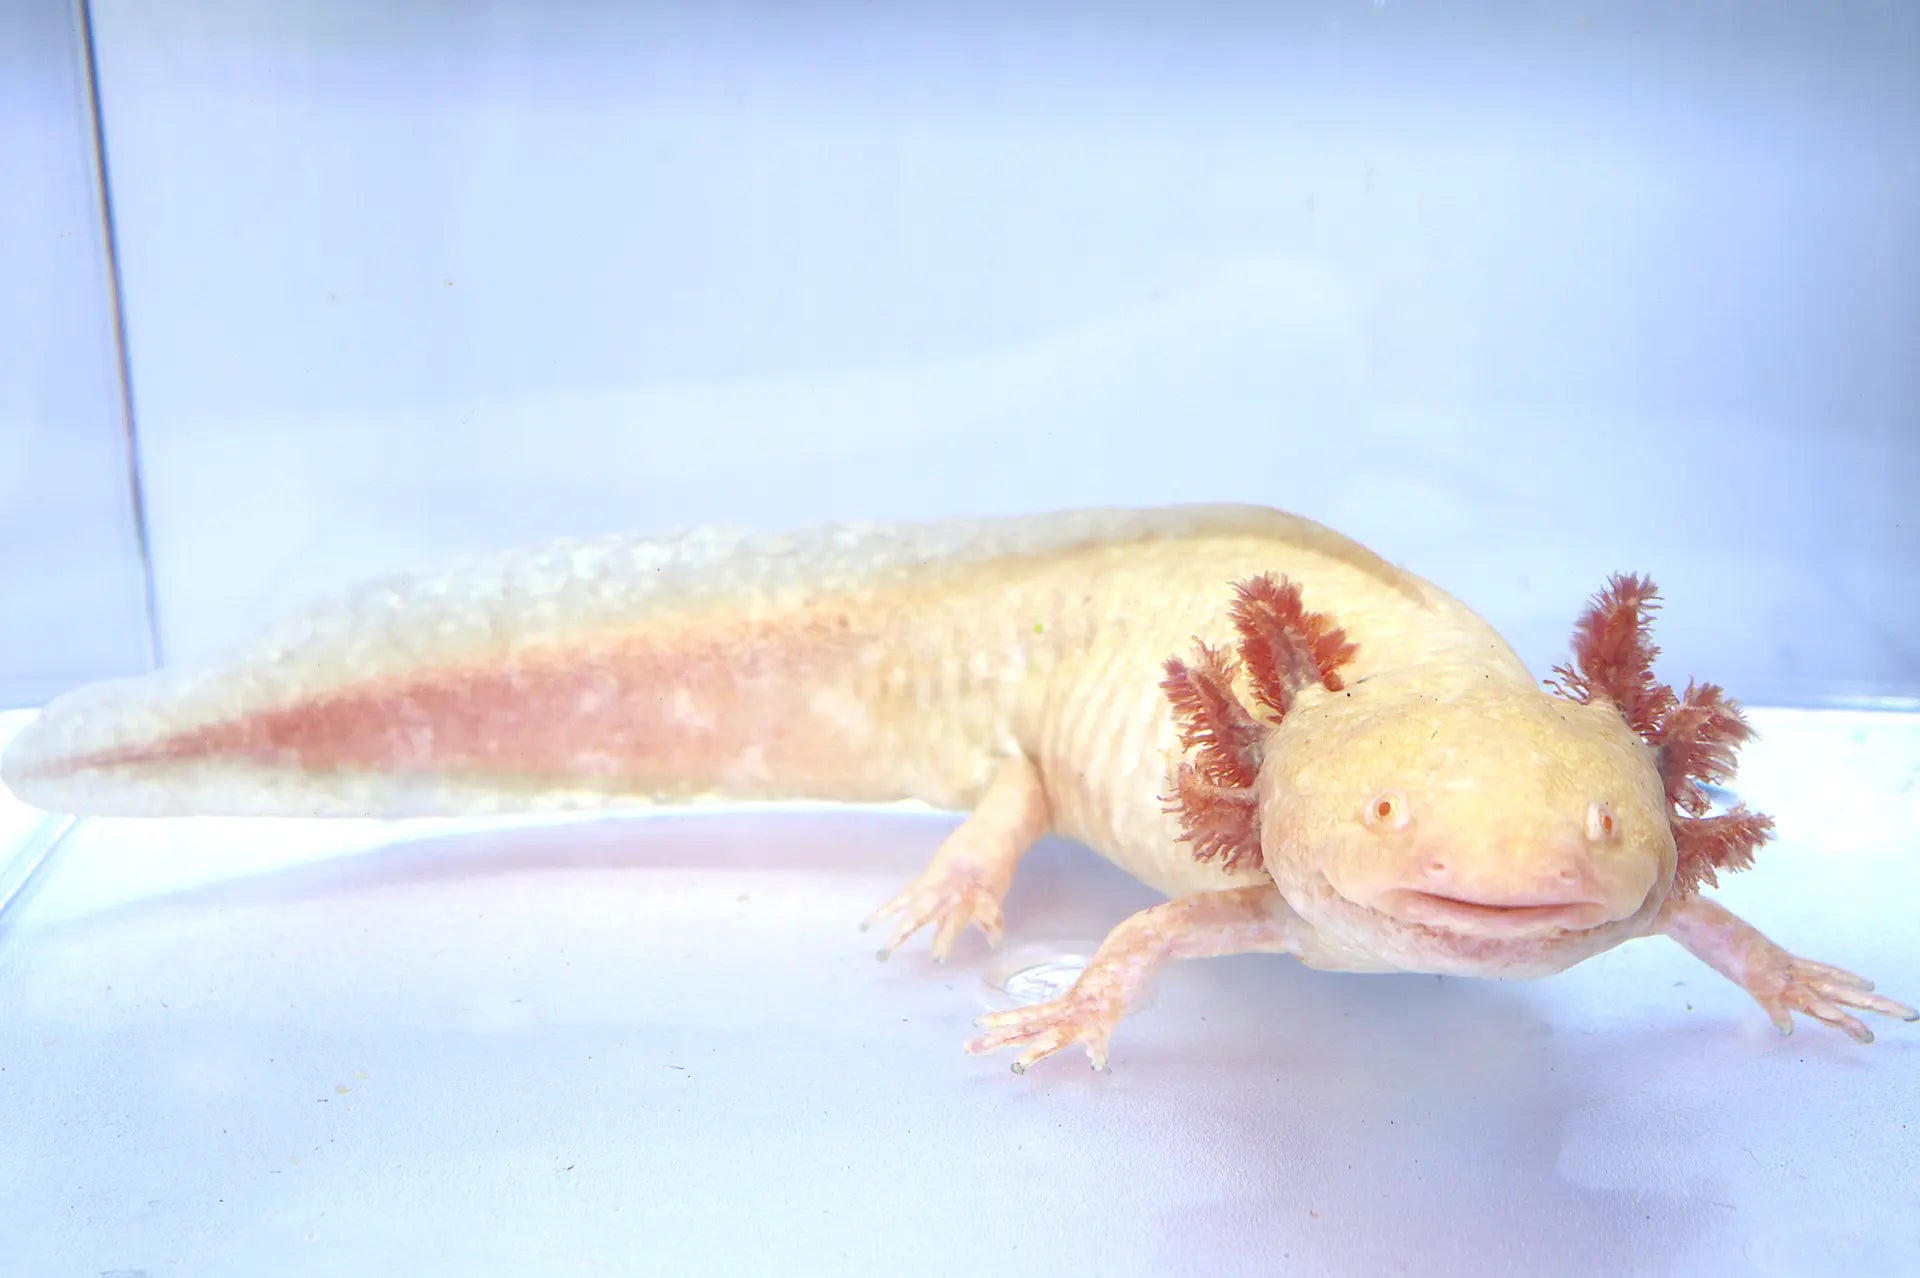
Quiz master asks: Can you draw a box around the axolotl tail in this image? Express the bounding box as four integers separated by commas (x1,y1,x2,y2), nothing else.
0,519,1017,819
3,503,1435,822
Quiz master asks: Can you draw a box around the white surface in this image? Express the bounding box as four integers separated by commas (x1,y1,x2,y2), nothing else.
0,0,154,705
24,0,1908,703
1,707,1915,1277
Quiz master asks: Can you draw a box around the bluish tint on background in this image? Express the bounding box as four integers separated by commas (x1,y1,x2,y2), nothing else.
0,0,153,705
2,9,1918,1277
4,1,1918,704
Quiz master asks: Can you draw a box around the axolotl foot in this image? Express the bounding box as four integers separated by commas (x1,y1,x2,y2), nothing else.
962,885,1300,1073
863,866,1008,963
1733,951,1915,1043
965,991,1123,1074
1663,895,1917,1043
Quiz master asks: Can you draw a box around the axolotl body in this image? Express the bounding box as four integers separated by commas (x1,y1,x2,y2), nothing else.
4,504,1911,1070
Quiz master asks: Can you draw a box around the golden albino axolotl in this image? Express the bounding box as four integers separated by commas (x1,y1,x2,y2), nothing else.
4,504,1911,1071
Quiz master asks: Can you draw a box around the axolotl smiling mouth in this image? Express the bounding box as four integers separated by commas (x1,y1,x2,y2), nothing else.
1375,887,1611,935
1359,842,1621,938
1311,862,1654,975
1322,855,1642,967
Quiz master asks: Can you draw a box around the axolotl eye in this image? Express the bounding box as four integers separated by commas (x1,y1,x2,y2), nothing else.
1362,789,1410,832
1584,801,1618,843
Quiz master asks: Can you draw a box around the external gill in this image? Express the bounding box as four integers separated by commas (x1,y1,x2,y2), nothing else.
1548,574,1774,896
1158,574,1357,873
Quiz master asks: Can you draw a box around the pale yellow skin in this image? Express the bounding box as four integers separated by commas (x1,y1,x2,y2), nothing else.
4,505,1912,1070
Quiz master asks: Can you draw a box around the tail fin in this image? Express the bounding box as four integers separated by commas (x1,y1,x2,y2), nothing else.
4,503,1334,818
2,522,913,817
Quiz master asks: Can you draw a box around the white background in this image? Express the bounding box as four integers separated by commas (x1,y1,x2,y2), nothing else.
2,6,1918,1276
3,0,1917,709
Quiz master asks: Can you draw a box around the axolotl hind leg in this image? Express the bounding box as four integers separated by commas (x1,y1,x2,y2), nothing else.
1660,895,1917,1042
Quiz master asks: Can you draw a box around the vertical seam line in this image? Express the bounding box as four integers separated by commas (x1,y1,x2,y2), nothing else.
75,0,162,669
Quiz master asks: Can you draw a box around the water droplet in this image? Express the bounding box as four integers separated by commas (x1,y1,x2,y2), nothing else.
977,944,1157,1015
1000,955,1086,1003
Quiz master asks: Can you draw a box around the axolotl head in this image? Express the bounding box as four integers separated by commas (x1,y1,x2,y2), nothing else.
1161,572,1768,980
1255,673,1673,977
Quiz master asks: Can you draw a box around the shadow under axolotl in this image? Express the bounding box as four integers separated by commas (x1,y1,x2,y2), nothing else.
1113,938,1905,1275
1124,1007,1727,1277
21,806,1168,957
6,814,1038,940
10,810,1898,1275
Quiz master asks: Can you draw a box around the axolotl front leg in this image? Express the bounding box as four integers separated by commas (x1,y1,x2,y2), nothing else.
966,576,1350,1073
862,755,1051,961
966,884,1308,1072
1661,895,1917,1043
859,746,1313,1070
959,884,1920,1075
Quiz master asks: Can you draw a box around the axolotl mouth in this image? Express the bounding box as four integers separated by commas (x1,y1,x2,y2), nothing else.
1344,899,1622,974
1375,888,1611,935
1321,877,1626,970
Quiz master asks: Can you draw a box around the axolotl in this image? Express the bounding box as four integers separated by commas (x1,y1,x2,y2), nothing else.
4,504,1912,1071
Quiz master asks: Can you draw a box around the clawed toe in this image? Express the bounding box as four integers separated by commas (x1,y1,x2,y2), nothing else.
1756,963,1915,1044
1664,896,1913,1046
864,874,1005,962
964,996,1117,1073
